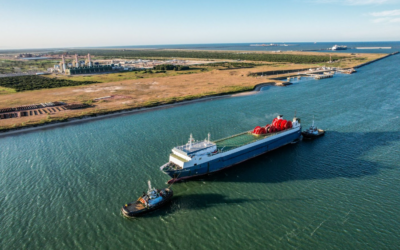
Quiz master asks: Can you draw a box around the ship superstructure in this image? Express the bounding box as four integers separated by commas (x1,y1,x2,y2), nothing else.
332,45,347,50
160,115,301,183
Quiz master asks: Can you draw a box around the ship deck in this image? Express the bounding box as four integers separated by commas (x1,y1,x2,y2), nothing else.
214,130,288,152
126,202,146,212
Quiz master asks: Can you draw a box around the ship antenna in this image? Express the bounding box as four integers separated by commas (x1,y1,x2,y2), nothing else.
147,180,152,192
189,134,193,149
208,133,211,142
312,115,315,127
294,110,297,118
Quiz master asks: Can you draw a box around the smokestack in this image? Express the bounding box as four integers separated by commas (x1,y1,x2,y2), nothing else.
88,53,92,67
62,55,66,73
75,54,79,67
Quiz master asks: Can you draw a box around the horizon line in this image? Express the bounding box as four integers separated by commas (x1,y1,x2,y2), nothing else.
1,40,399,52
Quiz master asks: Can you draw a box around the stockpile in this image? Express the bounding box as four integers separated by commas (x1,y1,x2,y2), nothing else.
0,108,15,113
0,104,38,113
252,118,293,135
16,105,38,111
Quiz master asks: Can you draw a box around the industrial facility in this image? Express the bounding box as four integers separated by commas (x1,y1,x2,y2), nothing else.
50,53,211,76
54,53,113,75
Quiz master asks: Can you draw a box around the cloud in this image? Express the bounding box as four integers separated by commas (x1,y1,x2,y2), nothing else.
370,9,400,16
372,17,390,22
346,0,393,4
369,9,400,23
314,0,398,5
372,16,400,23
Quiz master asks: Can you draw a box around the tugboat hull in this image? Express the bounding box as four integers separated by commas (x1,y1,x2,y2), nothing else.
121,188,173,217
301,129,325,139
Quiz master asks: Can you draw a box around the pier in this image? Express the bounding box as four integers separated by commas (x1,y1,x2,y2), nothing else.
306,74,333,80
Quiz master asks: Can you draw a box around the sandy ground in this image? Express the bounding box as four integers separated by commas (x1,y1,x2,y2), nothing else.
0,89,265,137
0,64,310,108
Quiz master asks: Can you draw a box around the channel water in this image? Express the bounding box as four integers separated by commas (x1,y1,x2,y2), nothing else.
1,54,400,249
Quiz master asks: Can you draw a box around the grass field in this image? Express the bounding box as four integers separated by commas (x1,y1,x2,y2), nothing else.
0,59,57,74
0,86,16,94
46,62,263,83
46,68,209,83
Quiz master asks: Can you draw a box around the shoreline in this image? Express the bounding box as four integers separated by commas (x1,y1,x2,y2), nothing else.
0,82,274,138
1,51,398,138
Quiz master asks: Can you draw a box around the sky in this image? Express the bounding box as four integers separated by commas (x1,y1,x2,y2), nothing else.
1,0,400,49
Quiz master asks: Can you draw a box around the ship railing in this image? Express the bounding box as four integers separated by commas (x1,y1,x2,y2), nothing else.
214,127,296,153
213,131,250,143
161,162,182,171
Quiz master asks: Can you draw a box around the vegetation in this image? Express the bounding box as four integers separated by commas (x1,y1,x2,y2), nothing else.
45,68,206,83
153,64,190,71
207,62,260,69
0,86,16,94
0,59,57,74
53,49,344,64
140,85,254,107
0,75,99,92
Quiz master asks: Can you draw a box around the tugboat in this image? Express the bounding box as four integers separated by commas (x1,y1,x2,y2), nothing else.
121,180,173,218
301,118,325,139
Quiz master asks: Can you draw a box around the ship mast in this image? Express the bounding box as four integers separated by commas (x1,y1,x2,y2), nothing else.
189,134,193,149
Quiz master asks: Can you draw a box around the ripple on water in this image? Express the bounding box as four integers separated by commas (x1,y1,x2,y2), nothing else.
1,54,400,249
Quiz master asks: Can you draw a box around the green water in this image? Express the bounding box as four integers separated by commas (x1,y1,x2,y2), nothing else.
1,55,400,249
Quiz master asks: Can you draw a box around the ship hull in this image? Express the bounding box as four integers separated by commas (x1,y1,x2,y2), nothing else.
163,128,301,183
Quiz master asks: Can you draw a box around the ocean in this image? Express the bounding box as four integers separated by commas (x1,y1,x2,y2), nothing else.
99,41,400,54
1,50,400,249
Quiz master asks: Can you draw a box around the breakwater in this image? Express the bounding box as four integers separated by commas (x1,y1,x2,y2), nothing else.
354,51,399,68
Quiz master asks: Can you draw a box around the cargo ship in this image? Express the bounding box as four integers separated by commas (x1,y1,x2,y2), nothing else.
160,115,301,183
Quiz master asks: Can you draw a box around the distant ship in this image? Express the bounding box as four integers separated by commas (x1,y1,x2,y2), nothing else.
160,115,301,183
332,45,347,50
250,43,278,47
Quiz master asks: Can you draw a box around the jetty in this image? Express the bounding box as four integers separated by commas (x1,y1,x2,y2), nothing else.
356,47,392,50
354,51,399,68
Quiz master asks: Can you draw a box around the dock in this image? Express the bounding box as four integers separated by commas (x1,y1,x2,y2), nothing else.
307,74,333,80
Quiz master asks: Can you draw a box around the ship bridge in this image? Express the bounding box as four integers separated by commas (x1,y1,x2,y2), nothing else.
174,140,216,156
169,134,217,167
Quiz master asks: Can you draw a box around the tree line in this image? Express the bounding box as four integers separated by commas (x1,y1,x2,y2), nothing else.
55,49,344,64
153,64,190,71
0,75,98,92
